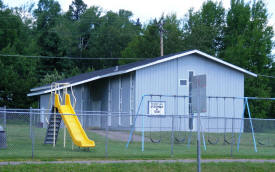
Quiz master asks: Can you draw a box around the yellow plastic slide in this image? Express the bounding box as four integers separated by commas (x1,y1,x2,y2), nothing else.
54,93,95,147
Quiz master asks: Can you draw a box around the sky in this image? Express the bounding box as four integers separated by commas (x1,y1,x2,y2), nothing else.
3,0,275,53
3,0,275,23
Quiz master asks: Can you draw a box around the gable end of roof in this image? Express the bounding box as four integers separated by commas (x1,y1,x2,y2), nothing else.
28,49,257,96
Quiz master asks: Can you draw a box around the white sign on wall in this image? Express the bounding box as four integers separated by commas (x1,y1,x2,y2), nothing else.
148,101,166,115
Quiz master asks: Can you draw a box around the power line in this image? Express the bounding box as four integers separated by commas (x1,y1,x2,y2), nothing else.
0,28,141,34
257,74,275,79
0,17,138,23
0,54,145,60
0,16,136,20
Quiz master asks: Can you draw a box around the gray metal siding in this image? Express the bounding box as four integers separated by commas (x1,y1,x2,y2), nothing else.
135,54,244,132
135,59,178,131
109,73,134,129
83,80,110,129
40,94,51,110
121,74,131,128
39,94,51,128
39,73,135,130
110,77,119,128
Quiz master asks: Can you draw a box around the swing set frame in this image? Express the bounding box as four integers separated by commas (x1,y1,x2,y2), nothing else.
126,94,274,152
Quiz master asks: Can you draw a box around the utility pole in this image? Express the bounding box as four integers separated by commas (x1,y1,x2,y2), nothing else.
159,18,164,56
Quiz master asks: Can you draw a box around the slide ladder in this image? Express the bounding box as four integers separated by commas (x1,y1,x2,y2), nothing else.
44,108,62,144
54,93,95,148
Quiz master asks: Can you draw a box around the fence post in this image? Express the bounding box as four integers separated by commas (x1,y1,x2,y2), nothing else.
231,117,234,157
197,115,201,172
53,108,56,147
171,115,174,157
105,112,109,158
142,113,145,152
64,125,66,148
30,107,34,159
196,84,201,172
187,131,192,149
231,98,235,157
3,106,6,131
224,118,227,145
30,107,32,138
237,98,246,152
223,97,226,145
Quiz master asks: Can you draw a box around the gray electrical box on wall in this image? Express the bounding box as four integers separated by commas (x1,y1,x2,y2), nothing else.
192,74,207,113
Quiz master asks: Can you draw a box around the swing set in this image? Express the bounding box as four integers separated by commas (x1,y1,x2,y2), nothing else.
126,94,274,153
148,95,188,144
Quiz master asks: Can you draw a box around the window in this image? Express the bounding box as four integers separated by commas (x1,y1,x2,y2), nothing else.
179,79,187,86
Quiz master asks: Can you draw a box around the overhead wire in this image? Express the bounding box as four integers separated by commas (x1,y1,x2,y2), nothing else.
0,54,274,79
0,54,146,60
257,74,275,79
0,28,142,36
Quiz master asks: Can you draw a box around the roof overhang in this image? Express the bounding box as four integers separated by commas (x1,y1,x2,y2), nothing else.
125,50,257,77
28,50,257,97
27,70,128,96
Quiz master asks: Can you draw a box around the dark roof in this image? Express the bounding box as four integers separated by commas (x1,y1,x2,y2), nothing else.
28,49,256,96
31,50,190,91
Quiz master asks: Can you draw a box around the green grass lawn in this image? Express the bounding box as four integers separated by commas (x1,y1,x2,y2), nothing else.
0,123,275,161
0,162,275,172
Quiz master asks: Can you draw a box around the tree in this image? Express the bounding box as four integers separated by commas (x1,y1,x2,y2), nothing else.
61,6,102,71
34,0,72,76
34,0,61,30
68,0,87,20
39,69,65,86
77,6,101,58
270,62,275,118
163,14,185,54
182,1,225,55
121,14,184,64
0,6,38,108
120,19,160,64
83,9,141,69
0,0,3,9
221,0,251,67
221,0,274,118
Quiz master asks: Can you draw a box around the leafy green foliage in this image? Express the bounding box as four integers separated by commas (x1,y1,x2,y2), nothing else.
183,1,225,55
120,14,184,65
220,0,274,118
86,9,141,69
0,0,3,9
34,0,61,30
120,19,160,63
39,69,65,86
270,62,275,118
0,5,37,108
68,0,87,21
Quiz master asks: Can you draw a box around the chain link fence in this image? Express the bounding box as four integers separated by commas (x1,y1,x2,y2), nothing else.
0,108,274,160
